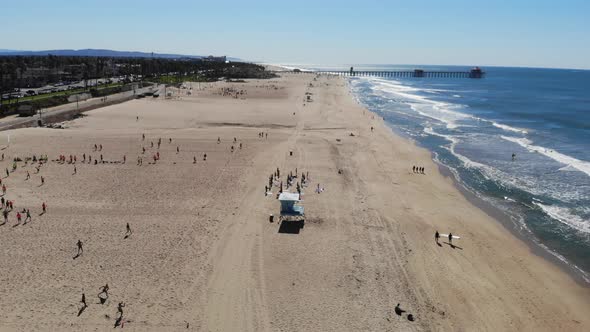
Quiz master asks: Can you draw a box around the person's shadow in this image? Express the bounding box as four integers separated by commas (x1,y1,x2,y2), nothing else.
73,253,81,260
444,242,463,250
77,304,87,316
114,316,123,328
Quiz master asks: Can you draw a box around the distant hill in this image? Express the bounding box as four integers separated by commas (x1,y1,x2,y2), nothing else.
0,49,205,59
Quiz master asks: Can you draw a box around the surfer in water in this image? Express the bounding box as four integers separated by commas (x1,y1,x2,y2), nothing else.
512,153,516,161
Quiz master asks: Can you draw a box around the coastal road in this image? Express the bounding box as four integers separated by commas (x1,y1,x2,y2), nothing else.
0,84,160,131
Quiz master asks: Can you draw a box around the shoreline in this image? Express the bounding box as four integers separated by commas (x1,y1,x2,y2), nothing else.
340,75,590,287
434,152,590,286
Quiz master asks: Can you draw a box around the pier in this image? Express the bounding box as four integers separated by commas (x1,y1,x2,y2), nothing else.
273,67,485,78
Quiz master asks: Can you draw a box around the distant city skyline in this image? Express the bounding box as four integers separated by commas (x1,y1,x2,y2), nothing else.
1,0,588,69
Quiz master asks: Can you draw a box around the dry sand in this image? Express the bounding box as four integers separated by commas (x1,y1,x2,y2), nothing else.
0,73,588,331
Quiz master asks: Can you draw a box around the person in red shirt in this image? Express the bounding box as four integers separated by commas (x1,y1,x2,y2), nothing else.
16,212,21,224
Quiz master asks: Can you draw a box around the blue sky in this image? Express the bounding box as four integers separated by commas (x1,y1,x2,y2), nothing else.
1,0,588,69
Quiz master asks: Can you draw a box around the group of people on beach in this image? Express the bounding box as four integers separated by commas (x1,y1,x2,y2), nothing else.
412,166,425,174
434,231,456,245
0,154,49,226
2,127,263,327
266,167,310,199
217,87,247,99
79,283,126,327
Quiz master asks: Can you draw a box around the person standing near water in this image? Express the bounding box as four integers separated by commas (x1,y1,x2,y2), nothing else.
125,223,132,237
77,240,83,256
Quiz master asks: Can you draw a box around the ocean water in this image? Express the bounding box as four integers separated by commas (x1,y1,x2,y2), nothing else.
288,64,590,282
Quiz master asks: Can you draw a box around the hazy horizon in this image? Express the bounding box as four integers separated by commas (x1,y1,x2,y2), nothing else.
1,0,588,69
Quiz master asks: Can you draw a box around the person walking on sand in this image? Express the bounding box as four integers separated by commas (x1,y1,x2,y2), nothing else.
73,166,77,175
99,284,109,301
448,232,453,245
41,176,45,185
42,202,46,214
3,209,8,224
26,171,30,180
81,293,87,308
177,146,180,154
435,231,440,244
117,302,125,317
16,211,21,224
25,209,31,223
5,168,9,177
77,240,83,256
2,184,6,195
142,133,145,141
125,223,132,237
123,155,126,164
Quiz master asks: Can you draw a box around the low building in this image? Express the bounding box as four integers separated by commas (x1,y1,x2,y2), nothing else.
203,55,227,63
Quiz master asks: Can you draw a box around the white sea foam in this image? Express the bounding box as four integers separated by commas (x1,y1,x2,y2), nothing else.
534,202,590,234
491,121,529,134
361,77,481,130
423,126,450,139
500,136,590,177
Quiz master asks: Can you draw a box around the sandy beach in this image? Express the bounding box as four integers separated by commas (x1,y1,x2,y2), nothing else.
0,73,588,331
